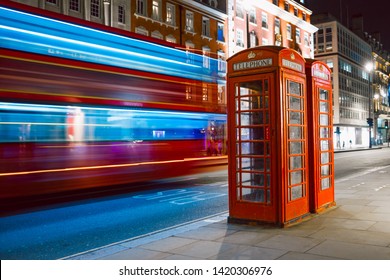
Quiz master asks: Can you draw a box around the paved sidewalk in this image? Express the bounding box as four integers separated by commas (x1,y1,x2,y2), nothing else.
65,164,390,260
334,145,385,153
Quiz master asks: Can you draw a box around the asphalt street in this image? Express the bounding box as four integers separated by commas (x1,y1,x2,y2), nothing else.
0,172,228,259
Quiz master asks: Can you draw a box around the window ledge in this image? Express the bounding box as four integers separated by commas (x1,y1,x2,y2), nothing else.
201,35,213,41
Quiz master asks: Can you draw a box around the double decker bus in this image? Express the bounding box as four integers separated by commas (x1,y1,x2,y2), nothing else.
0,1,227,203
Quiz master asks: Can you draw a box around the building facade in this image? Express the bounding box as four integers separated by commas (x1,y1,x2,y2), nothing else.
11,1,227,48
351,15,390,144
11,0,229,106
312,13,374,148
10,0,320,113
228,0,317,58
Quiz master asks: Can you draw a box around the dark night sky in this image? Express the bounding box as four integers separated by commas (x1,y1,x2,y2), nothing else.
306,0,390,51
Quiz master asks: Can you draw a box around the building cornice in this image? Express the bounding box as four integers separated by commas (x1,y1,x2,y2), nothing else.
286,0,313,15
171,0,228,20
250,0,318,33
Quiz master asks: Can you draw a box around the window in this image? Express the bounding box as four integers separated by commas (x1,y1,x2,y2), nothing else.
341,60,352,73
261,12,268,29
152,0,161,21
202,84,209,101
275,18,281,46
284,2,290,12
135,26,148,36
185,10,194,32
304,32,309,47
325,59,334,69
294,8,298,17
166,3,175,25
202,17,210,37
318,28,324,43
249,8,256,24
296,28,301,44
46,0,57,4
118,5,125,24
210,0,218,8
287,24,292,40
325,27,333,51
236,1,244,19
69,0,79,12
250,32,257,48
275,18,280,34
217,50,226,74
273,0,279,5
203,46,210,69
236,29,244,47
166,35,176,43
262,37,269,45
362,70,369,80
317,28,324,53
185,41,195,64
217,22,225,42
136,0,147,16
151,30,163,40
302,13,307,21
91,0,100,18
217,83,225,104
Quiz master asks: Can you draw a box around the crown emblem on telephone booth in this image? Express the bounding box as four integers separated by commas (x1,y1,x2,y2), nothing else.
248,51,256,59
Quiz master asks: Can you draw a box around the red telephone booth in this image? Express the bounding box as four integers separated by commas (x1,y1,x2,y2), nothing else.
305,59,336,213
227,46,309,226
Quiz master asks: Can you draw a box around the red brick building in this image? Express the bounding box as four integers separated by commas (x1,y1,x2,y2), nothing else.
228,0,317,58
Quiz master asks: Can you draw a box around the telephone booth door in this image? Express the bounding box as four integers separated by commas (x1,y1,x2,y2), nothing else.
305,60,335,213
227,46,309,226
281,72,310,222
228,74,277,223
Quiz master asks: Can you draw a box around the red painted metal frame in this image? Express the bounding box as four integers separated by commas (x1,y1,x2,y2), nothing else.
227,46,310,226
305,59,335,213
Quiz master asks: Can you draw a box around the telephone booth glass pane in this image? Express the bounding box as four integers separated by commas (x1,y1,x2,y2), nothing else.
320,101,329,112
321,165,330,176
289,141,303,154
319,90,328,100
320,140,329,150
320,127,329,138
320,114,328,125
290,156,303,169
286,80,306,201
321,178,330,189
234,79,271,203
289,112,303,124
291,185,303,200
321,152,329,164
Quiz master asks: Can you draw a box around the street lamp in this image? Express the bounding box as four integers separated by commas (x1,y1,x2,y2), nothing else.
365,61,373,148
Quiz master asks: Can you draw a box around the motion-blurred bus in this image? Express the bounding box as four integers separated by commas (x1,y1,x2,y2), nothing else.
0,1,227,203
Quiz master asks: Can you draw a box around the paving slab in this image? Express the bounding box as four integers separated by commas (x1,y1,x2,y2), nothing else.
306,240,390,260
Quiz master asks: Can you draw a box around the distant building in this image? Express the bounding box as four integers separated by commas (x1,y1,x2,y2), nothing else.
228,0,317,58
351,15,390,144
312,13,373,148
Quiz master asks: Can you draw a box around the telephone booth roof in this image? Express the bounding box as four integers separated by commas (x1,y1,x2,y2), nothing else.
305,59,332,82
227,46,306,77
